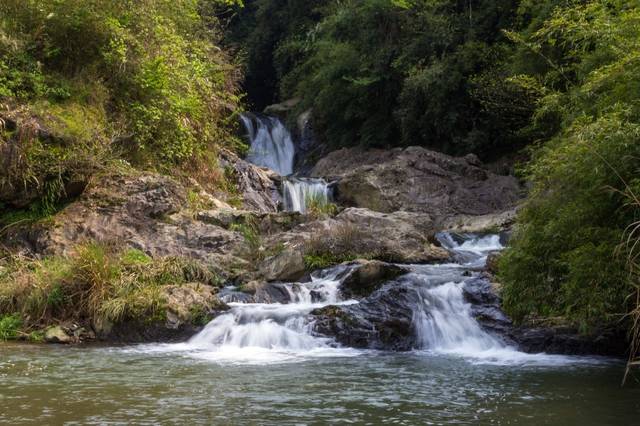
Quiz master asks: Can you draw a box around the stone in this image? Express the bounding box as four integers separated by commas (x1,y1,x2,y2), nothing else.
44,325,74,344
258,248,307,282
339,260,408,298
275,208,450,265
311,146,522,225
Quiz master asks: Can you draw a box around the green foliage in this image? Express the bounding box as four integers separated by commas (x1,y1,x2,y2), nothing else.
0,0,242,172
303,253,358,271
0,314,22,340
229,0,521,157
499,1,640,332
0,242,222,329
305,193,338,218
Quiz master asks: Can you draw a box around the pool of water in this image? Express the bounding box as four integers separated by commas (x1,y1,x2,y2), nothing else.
1,343,637,425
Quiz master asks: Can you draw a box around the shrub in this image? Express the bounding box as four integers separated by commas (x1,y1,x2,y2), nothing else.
499,2,640,333
0,314,22,340
0,0,243,212
0,242,223,331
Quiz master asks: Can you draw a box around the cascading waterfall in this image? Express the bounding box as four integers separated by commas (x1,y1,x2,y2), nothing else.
282,177,331,213
153,233,572,365
183,268,358,362
241,112,332,213
241,113,295,176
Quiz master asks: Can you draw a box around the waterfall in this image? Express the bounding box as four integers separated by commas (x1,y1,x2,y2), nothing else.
154,232,571,365
185,269,356,359
241,113,295,176
282,177,331,213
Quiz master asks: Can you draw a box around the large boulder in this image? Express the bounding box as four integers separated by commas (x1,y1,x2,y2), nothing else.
339,260,408,298
259,207,449,269
258,247,307,282
311,147,522,223
311,278,420,350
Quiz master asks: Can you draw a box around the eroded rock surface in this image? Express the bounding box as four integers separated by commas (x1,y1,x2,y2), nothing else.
312,146,522,223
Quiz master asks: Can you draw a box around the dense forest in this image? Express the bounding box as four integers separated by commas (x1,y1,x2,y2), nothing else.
1,0,639,359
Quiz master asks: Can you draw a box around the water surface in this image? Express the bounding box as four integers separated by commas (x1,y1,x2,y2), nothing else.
0,343,636,425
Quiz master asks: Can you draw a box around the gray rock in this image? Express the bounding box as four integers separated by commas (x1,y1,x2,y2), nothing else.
311,146,522,224
339,260,408,298
259,248,307,282
44,326,74,344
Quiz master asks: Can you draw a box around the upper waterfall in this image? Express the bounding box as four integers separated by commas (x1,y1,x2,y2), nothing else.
241,113,295,176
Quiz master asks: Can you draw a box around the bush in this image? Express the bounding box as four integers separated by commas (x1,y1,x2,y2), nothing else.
0,314,22,340
499,2,640,333
0,0,243,211
0,242,222,330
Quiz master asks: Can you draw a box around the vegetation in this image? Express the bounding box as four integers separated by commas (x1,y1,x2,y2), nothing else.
0,0,244,215
498,1,640,333
225,0,528,157
0,243,221,337
305,193,338,218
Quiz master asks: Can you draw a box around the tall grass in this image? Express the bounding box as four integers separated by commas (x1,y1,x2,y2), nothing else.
622,183,640,385
0,243,221,336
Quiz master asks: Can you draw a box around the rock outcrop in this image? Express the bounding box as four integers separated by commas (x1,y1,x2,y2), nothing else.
264,208,450,271
311,146,522,224
219,150,282,213
2,172,245,274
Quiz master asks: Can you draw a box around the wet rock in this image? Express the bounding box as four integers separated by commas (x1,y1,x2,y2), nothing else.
510,325,627,356
312,279,419,351
339,260,408,298
462,277,514,338
311,146,522,224
254,282,298,304
259,248,306,282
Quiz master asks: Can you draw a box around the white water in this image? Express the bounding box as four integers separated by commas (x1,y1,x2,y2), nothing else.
282,177,331,213
154,269,361,364
137,233,596,366
241,114,295,176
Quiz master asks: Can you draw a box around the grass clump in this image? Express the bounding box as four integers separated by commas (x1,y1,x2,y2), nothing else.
0,313,22,340
0,242,222,334
306,193,338,219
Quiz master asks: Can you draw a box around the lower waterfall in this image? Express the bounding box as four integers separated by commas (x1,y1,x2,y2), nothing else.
282,177,332,213
152,233,579,365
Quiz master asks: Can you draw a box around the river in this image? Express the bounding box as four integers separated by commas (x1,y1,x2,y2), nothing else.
0,342,637,425
1,233,639,425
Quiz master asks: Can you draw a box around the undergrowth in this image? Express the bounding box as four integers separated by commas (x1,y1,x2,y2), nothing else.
0,243,222,337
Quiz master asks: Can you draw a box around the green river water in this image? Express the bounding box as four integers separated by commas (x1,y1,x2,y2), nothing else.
1,343,638,425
